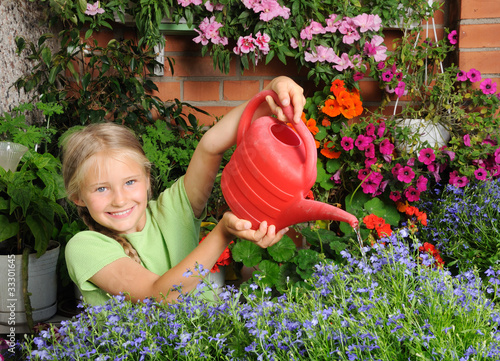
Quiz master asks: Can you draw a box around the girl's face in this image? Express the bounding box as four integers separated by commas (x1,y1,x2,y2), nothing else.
73,153,150,234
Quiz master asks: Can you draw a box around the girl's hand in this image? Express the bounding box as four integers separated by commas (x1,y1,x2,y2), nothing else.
264,76,306,124
221,212,289,248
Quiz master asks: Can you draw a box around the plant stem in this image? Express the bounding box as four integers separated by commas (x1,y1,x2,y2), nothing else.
22,247,34,331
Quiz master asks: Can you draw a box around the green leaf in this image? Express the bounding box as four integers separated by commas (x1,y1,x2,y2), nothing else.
0,215,18,242
364,197,401,227
26,214,52,257
294,249,321,279
267,235,296,263
258,260,280,287
40,47,52,67
326,159,341,173
231,240,264,267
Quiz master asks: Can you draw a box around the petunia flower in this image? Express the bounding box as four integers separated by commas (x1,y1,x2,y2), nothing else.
379,138,394,155
389,191,401,202
418,148,436,165
341,136,354,151
463,134,471,146
397,166,415,183
404,186,421,202
474,168,488,181
480,78,497,95
447,30,458,45
466,68,482,83
456,70,467,81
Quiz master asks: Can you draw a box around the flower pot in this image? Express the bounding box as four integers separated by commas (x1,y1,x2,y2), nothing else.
0,241,60,328
396,118,450,153
207,266,226,294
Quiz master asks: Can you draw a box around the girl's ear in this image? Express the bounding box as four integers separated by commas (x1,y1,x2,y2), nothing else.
71,196,86,207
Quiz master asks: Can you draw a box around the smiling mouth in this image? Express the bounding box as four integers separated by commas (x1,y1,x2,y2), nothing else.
108,208,133,217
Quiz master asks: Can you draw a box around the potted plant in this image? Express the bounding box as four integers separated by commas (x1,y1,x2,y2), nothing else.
0,102,68,331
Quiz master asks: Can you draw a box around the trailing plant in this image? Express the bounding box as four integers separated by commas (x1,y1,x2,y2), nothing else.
21,231,500,360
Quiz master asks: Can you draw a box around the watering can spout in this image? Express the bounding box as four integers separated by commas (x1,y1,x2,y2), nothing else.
289,199,359,229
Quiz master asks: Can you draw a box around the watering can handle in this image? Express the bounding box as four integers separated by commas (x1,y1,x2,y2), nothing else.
237,90,317,183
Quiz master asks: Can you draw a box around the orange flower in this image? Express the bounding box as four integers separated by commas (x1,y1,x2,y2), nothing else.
300,113,319,135
396,201,409,213
336,90,352,106
330,79,346,97
417,212,428,226
322,98,341,117
363,214,385,230
322,117,331,127
314,139,320,148
320,141,341,159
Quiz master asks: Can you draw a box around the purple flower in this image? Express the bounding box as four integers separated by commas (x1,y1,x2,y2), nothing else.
457,70,467,81
331,170,342,184
376,62,386,70
361,172,383,194
391,163,403,178
353,71,365,81
358,168,371,181
418,148,436,165
365,157,377,167
377,122,386,138
397,166,415,183
341,136,354,151
480,78,497,95
405,186,421,202
365,143,376,158
379,138,395,155
467,68,482,83
474,168,488,181
463,134,471,146
365,123,376,136
447,30,458,45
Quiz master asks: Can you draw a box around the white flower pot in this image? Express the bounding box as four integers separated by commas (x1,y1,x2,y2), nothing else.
0,242,60,328
396,118,450,154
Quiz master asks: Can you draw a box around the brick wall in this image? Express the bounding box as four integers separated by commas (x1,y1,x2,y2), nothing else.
454,0,500,89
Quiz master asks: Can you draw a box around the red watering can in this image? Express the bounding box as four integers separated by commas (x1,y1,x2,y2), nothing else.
221,90,359,231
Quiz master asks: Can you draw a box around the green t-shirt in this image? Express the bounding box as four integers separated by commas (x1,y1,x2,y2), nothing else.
65,177,204,305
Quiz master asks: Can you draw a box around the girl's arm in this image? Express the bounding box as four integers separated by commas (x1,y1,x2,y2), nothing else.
183,76,305,218
89,211,286,303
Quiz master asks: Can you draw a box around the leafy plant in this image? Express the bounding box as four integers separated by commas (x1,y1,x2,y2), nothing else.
418,179,500,275
21,232,500,360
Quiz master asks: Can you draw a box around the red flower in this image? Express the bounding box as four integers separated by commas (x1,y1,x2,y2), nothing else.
200,234,233,273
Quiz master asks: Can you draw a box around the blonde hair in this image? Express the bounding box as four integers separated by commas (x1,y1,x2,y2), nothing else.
61,122,151,264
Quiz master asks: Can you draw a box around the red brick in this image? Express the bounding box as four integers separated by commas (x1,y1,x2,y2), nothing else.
459,50,500,74
242,57,306,78
460,0,500,19
150,81,181,102
459,24,500,48
184,81,220,101
164,34,202,52
223,80,260,101
359,80,384,103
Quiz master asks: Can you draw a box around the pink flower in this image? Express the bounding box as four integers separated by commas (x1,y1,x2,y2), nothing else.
305,45,335,63
355,134,373,151
256,0,290,21
358,168,371,181
339,18,360,44
353,14,382,32
85,1,104,16
254,32,271,54
364,35,387,62
457,70,467,82
332,53,353,71
365,143,376,158
325,14,341,32
463,134,471,147
467,68,482,83
416,175,428,192
331,170,342,184
447,30,458,45
235,35,256,54
480,78,497,95
361,172,383,194
341,136,354,151
474,168,488,181
405,186,421,202
397,166,415,183
391,163,403,178
494,147,500,163
376,122,386,138
418,148,436,165
394,81,406,97
379,138,395,155
381,70,393,82
301,21,325,40
353,71,365,81
365,157,377,167
376,62,386,70
389,191,401,202
365,123,376,137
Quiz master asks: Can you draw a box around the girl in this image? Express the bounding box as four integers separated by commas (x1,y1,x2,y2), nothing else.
62,76,306,305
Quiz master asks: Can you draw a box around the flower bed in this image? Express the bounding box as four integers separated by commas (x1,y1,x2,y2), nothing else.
19,231,500,360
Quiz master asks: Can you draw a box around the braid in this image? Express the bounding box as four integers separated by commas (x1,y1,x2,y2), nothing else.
77,206,142,264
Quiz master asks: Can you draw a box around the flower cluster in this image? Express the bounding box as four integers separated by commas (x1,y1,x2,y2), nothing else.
170,1,390,85
199,234,232,273
363,213,392,239
22,239,500,360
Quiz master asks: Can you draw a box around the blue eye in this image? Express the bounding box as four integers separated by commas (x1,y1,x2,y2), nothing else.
97,186,107,193
126,180,135,186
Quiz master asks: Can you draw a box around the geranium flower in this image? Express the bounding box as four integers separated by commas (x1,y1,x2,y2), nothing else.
418,148,436,165
320,141,341,159
341,136,354,151
362,214,385,229
447,30,458,45
480,78,497,95
200,235,232,272
419,242,444,268
85,1,105,16
397,166,415,183
376,223,392,238
467,68,482,82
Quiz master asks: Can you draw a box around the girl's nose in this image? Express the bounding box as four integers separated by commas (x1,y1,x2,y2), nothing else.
112,189,126,207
